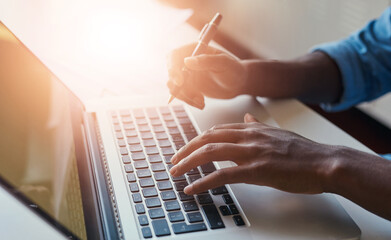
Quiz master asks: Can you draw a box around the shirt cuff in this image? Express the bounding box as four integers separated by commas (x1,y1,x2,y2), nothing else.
311,39,366,112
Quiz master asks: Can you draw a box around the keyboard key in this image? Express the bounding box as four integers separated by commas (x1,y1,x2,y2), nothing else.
139,125,150,132
178,192,194,202
134,160,148,169
114,125,122,132
159,106,171,115
148,154,162,163
120,147,128,155
174,141,185,150
160,191,177,201
145,198,161,208
150,119,162,126
145,146,159,155
125,130,138,137
171,174,186,182
143,139,156,147
122,155,131,164
151,163,166,172
222,194,233,204
112,118,119,124
155,132,168,140
123,123,135,130
164,155,174,163
135,203,145,214
132,152,146,161
141,226,152,238
164,200,180,211
163,115,174,121
182,201,199,212
187,212,203,223
116,132,124,139
137,169,152,178
202,204,225,229
153,125,165,133
158,140,171,147
172,222,207,234
122,116,133,123
127,173,136,182
141,132,153,139
166,164,174,171
174,181,188,191
117,139,126,147
200,162,216,174
142,187,158,197
161,147,175,156
188,174,201,183
110,111,118,117
228,204,239,214
168,128,180,135
138,215,149,226
151,219,171,237
124,164,134,173
129,144,143,152
172,105,185,112
146,108,159,118
133,109,145,118
157,181,173,191
170,134,183,142
154,171,169,181
168,211,185,222
178,118,192,125
119,109,131,116
196,194,213,205
181,125,196,134
219,206,231,216
127,137,140,145
129,183,139,192
233,215,245,226
139,178,155,188
186,168,200,175
211,186,228,195
136,118,148,125
185,134,197,142
132,193,142,203
165,121,177,128
149,208,165,219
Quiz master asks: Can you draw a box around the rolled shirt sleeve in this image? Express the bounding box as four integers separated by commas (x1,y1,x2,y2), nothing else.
312,7,391,112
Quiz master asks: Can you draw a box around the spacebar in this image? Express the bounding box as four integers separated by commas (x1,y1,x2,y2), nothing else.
201,205,225,229
172,223,207,234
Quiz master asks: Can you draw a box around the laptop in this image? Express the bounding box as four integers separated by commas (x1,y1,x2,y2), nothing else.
0,21,361,239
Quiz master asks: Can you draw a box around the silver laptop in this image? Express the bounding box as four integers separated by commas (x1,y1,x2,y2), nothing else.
0,22,361,240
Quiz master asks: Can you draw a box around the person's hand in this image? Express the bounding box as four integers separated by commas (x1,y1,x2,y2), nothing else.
169,113,338,195
167,43,249,109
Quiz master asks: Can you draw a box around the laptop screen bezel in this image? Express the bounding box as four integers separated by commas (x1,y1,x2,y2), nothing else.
0,21,105,240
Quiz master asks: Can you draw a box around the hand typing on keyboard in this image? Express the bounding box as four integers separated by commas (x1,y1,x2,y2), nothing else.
170,113,338,195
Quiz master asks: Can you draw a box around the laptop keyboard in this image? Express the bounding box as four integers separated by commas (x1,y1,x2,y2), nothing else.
109,105,246,238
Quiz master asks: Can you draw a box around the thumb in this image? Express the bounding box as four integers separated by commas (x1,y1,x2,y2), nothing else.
244,113,259,123
184,54,234,72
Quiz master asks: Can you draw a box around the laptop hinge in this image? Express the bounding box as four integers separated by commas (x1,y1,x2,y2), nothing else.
82,112,122,239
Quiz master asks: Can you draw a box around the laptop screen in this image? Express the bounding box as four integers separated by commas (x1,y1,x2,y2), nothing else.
0,22,87,239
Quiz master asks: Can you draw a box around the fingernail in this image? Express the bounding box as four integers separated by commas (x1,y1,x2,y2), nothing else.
184,185,193,195
174,76,184,87
192,96,204,109
184,57,198,67
171,155,177,164
169,166,177,176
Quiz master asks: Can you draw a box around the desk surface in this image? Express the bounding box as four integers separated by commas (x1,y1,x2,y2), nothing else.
0,1,390,239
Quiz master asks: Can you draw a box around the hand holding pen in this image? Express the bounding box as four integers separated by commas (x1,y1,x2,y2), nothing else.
166,13,249,109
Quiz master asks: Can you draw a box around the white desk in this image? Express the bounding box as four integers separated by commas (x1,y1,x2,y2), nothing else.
0,1,390,239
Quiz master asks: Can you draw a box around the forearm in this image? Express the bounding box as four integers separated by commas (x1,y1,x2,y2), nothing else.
325,146,391,220
242,51,343,104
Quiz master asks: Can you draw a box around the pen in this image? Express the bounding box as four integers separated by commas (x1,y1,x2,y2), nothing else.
168,12,223,104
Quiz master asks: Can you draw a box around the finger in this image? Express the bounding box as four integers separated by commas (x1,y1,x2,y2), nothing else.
171,129,244,164
184,166,247,195
244,113,260,123
184,53,237,72
170,143,248,177
167,79,205,109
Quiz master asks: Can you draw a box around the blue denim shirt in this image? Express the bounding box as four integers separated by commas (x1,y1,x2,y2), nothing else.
313,7,391,112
